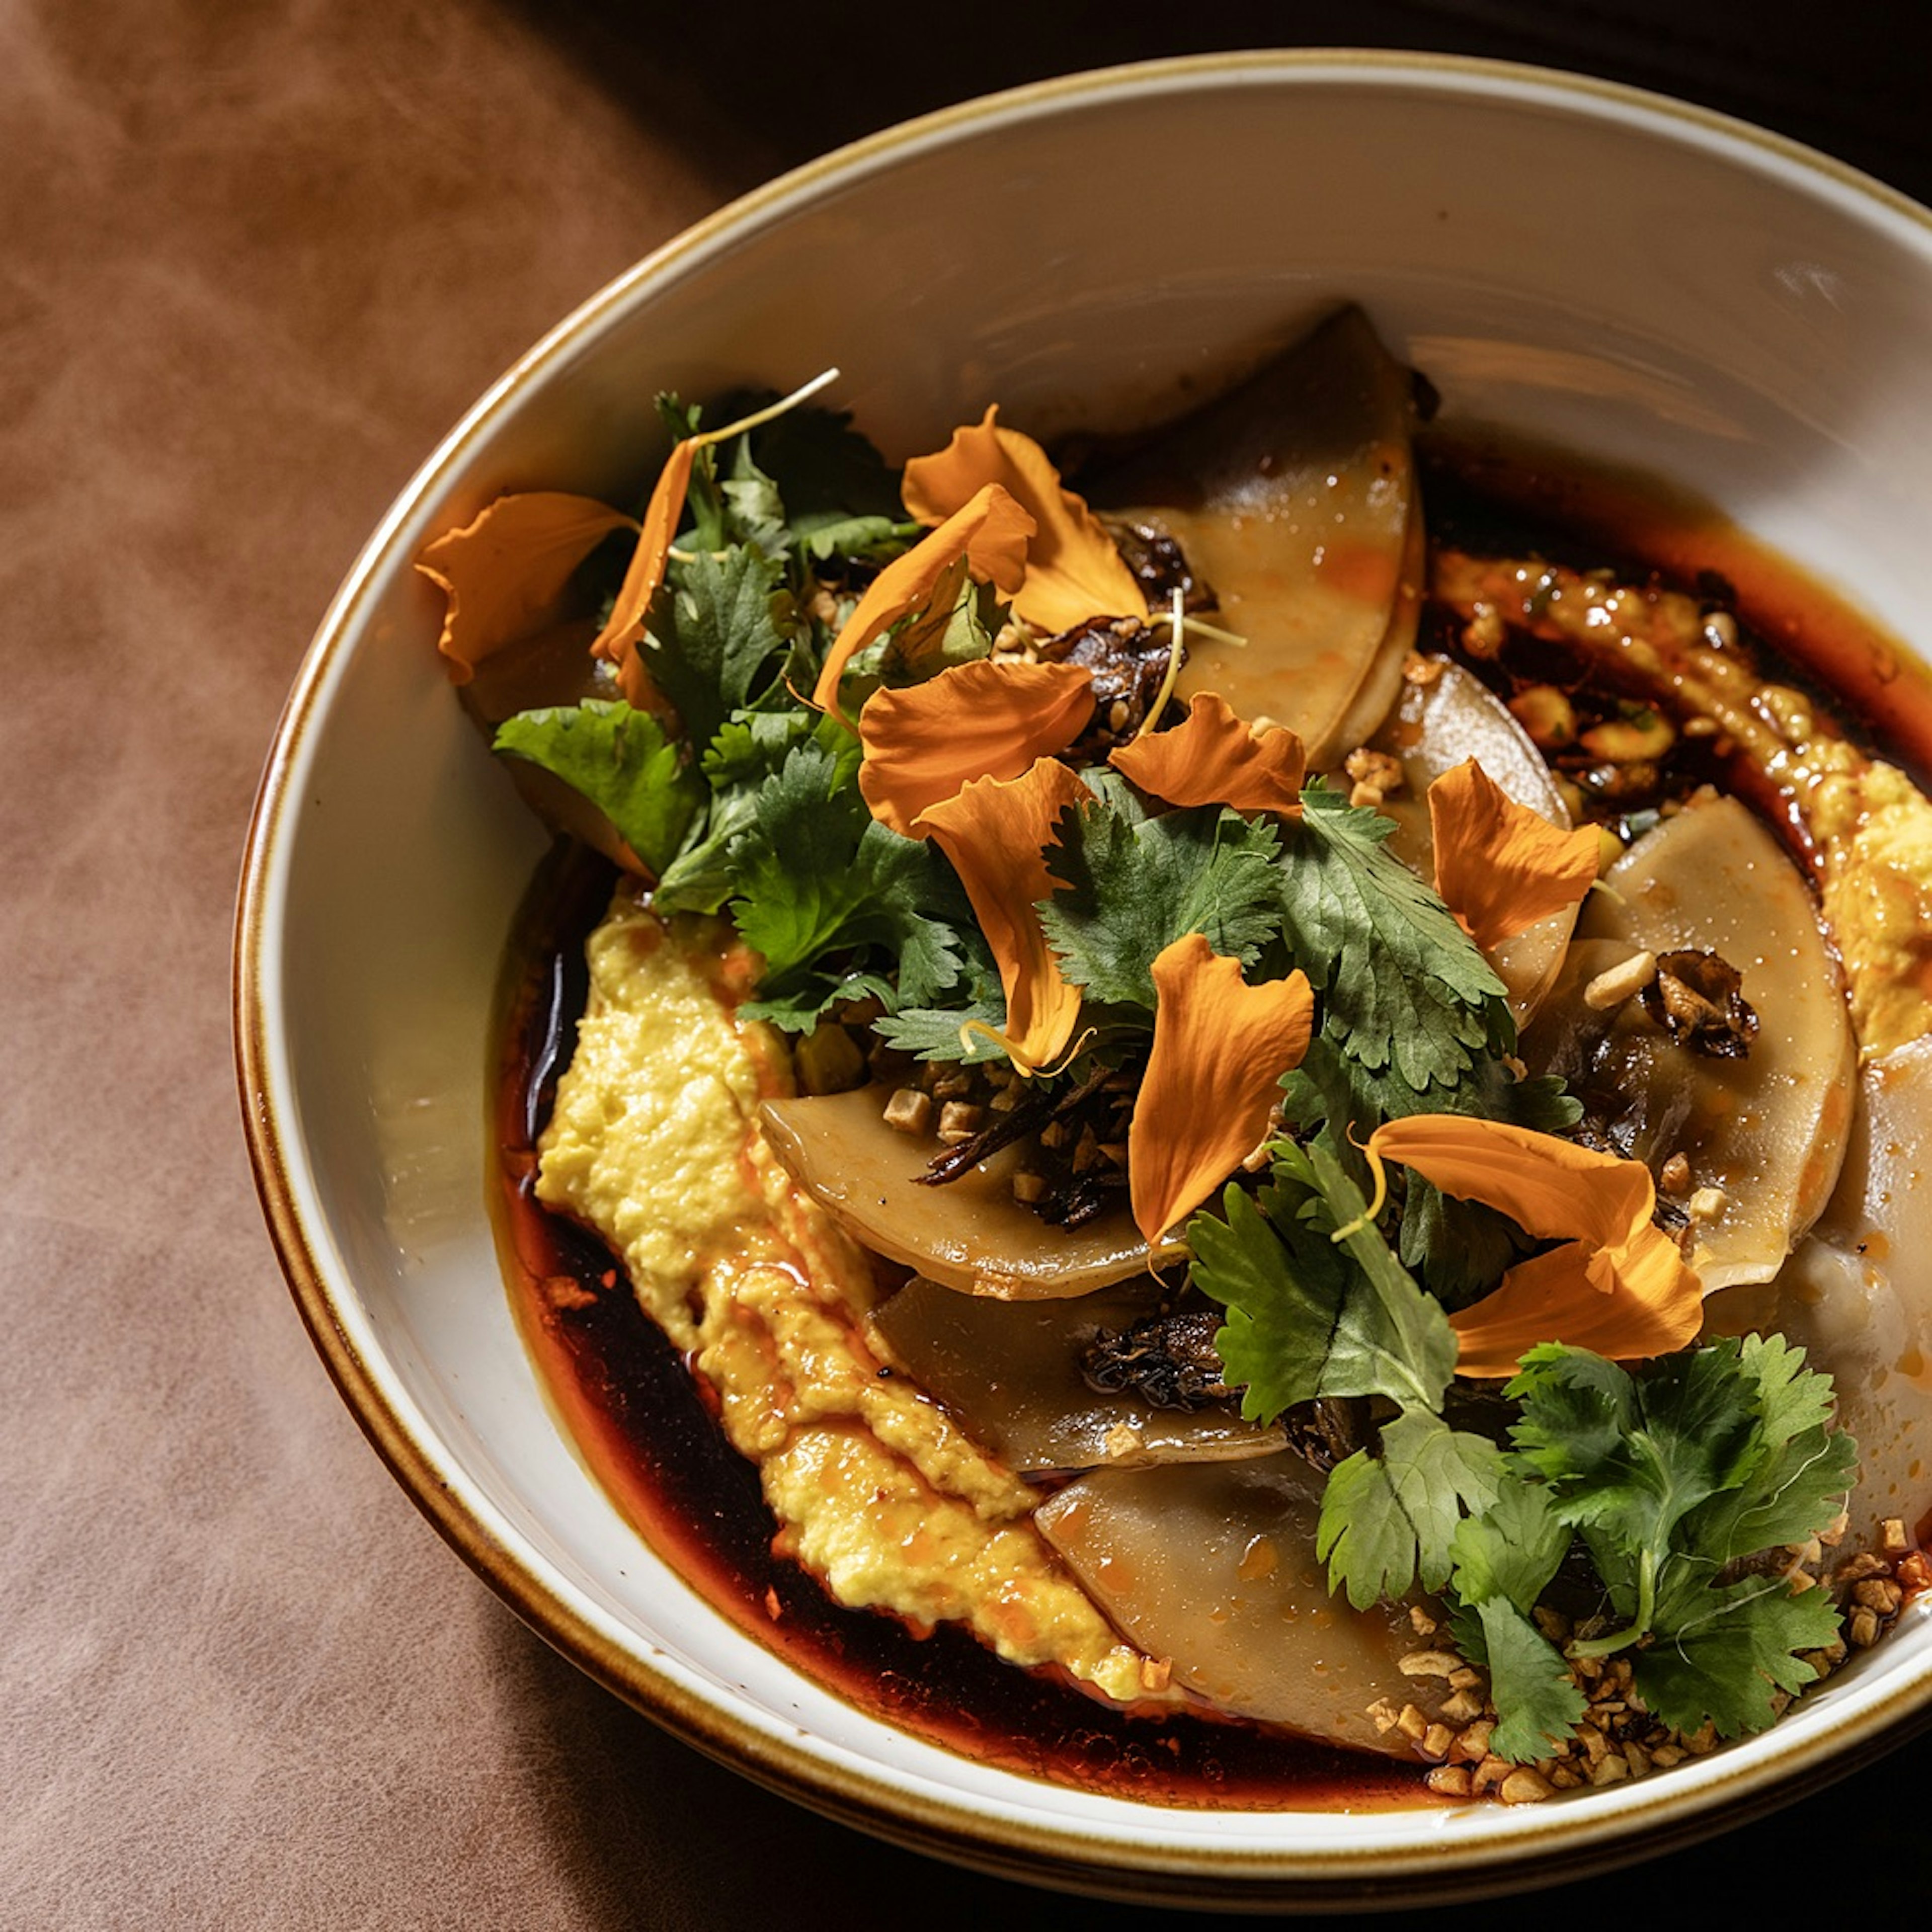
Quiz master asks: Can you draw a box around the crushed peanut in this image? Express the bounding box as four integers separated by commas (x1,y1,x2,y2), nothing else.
1583,948,1658,1011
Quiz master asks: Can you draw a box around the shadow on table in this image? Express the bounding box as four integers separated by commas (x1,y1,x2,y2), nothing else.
499,0,1932,204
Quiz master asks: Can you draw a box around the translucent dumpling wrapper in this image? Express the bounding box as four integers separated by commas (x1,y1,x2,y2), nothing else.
1526,792,1855,1292
1364,659,1583,1026
1034,1455,1453,1754
1709,1035,1932,1554
759,1085,1185,1297
868,1277,1285,1476
1075,305,1425,767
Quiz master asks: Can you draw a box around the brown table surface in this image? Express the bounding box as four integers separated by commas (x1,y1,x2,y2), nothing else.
9,3,1931,1925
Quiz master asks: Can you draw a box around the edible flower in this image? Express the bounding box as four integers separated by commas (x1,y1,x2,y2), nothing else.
1428,757,1600,952
811,484,1035,727
901,407,1148,636
1109,691,1307,815
1359,1114,1705,1378
593,369,844,708
914,757,1087,1073
416,492,637,681
1129,936,1315,1245
857,658,1096,837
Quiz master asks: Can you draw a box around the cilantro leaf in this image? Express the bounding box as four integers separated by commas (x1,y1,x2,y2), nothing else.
726,739,875,980
1277,787,1509,1097
721,740,973,1018
492,700,700,875
728,396,906,531
1465,1598,1588,1763
645,545,799,750
870,999,1013,1064
1636,1568,1839,1738
1508,1345,1763,1563
652,708,847,916
1190,1143,1458,1426
1040,777,1286,1010
1316,1410,1505,1605
1501,1337,1854,1711
1447,1471,1573,1616
1682,1335,1859,1562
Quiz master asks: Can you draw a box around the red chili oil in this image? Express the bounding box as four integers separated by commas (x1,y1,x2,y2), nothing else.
487,451,1932,1809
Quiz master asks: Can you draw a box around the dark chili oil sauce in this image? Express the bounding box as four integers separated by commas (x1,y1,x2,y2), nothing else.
490,452,1932,1811
1417,435,1932,821
491,845,1422,1811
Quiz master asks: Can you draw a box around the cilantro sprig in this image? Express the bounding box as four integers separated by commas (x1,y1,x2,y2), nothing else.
1193,1145,1858,1758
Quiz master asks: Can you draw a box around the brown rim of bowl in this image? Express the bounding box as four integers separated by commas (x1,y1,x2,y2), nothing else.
233,47,1932,1907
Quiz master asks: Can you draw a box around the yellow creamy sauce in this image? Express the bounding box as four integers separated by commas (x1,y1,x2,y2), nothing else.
535,893,1161,1708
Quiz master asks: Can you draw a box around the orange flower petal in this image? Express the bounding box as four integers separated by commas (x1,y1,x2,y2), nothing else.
588,438,698,710
812,484,1034,726
858,659,1096,838
915,757,1086,1071
1448,1222,1704,1379
415,492,636,683
902,407,1147,636
1365,1115,1653,1254
1108,691,1307,815
1428,757,1599,952
1129,936,1315,1245
1364,1113,1704,1376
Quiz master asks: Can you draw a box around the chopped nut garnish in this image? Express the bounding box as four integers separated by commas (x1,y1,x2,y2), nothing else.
1102,1421,1144,1460
1508,684,1578,750
1659,1152,1693,1195
1426,1765,1474,1799
1583,948,1657,1010
936,1101,984,1144
1345,747,1404,796
1462,603,1506,658
1580,707,1676,763
1687,1186,1729,1224
1854,1578,1905,1617
1882,1517,1910,1554
1140,1656,1173,1693
1499,1768,1554,1804
1398,1650,1463,1679
881,1087,933,1136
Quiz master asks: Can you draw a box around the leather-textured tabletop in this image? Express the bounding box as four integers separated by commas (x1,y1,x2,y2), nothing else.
7,3,1929,1926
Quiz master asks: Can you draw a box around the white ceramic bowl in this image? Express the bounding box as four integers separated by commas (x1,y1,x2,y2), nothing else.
235,50,1932,1909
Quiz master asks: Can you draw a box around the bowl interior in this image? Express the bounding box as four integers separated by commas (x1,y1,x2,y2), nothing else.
239,52,1932,1903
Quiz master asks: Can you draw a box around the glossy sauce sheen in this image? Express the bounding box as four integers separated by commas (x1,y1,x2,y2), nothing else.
490,457,1931,1808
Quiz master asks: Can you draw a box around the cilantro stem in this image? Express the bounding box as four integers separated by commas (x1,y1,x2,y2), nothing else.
1566,1547,1657,1659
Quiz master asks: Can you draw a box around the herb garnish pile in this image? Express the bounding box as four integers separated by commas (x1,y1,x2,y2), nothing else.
468,393,1858,1768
